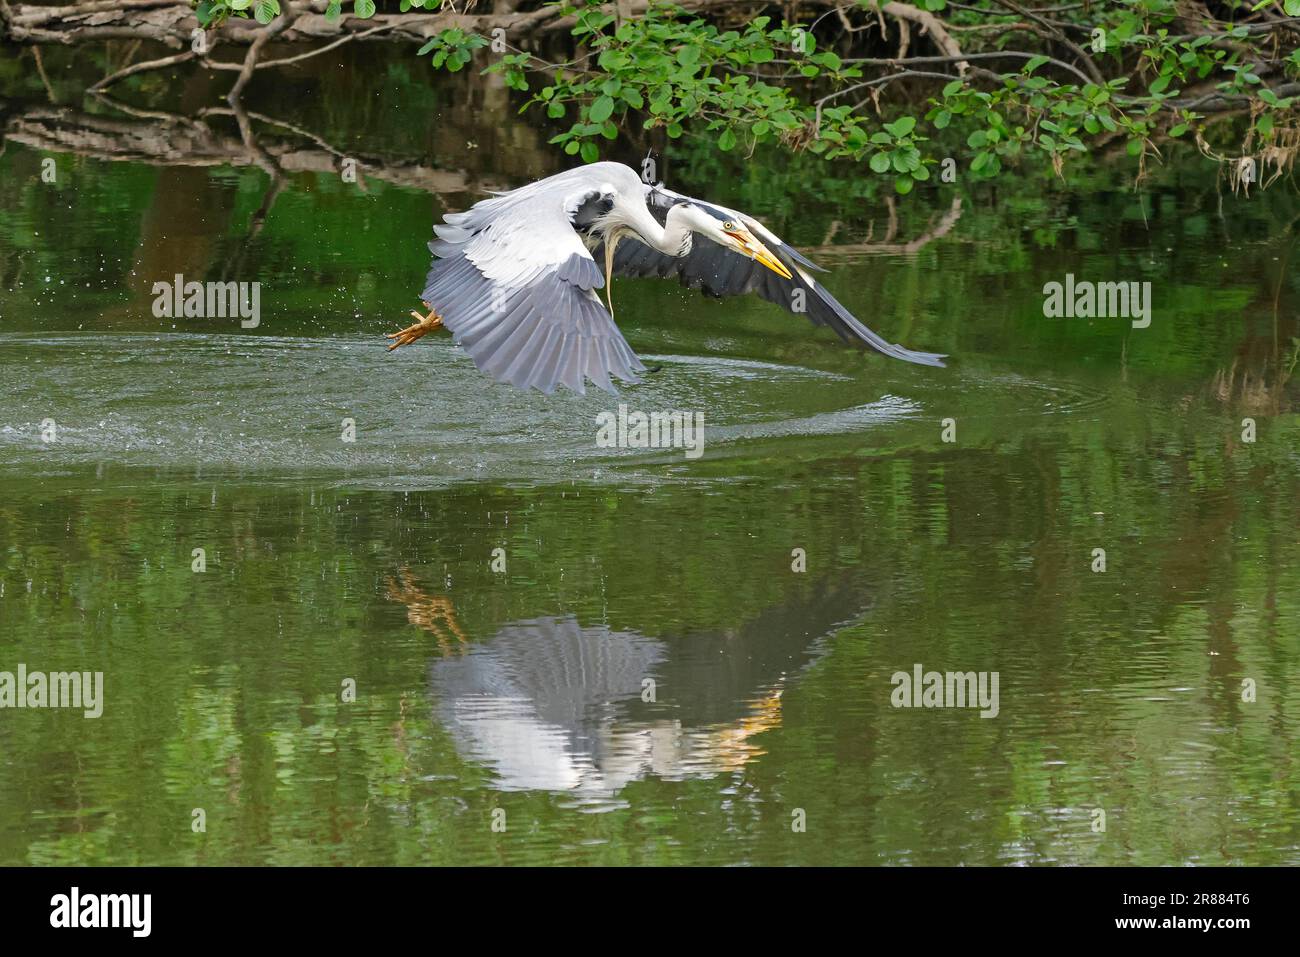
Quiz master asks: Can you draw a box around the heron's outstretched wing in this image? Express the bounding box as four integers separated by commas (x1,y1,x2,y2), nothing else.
421,171,646,395
599,187,946,367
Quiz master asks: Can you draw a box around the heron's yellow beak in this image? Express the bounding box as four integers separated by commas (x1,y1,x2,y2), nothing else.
725,227,793,280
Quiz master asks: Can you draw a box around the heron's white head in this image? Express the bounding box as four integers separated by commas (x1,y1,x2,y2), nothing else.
667,203,794,280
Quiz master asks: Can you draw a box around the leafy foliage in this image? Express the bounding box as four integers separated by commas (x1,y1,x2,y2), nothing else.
194,0,376,28
472,0,1300,187
416,29,489,72
196,0,1300,187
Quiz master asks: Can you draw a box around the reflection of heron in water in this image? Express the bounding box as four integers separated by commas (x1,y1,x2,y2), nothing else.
385,570,870,799
386,568,471,656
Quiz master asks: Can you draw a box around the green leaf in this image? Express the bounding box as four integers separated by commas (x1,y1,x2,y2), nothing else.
894,176,914,195
253,0,279,24
718,127,737,151
869,152,891,174
355,0,375,18
884,116,917,138
580,141,600,163
598,50,629,71
589,95,616,123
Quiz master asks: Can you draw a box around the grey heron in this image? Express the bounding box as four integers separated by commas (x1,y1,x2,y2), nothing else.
386,161,945,394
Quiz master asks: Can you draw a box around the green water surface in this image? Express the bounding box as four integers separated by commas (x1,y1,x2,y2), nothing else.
0,46,1297,865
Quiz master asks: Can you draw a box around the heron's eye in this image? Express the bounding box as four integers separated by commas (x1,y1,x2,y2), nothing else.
723,220,735,230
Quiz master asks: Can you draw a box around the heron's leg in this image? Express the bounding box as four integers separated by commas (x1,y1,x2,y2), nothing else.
386,301,444,351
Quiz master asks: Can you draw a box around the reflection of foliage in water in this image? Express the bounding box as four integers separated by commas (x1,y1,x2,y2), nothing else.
0,390,1297,864
1,112,1296,408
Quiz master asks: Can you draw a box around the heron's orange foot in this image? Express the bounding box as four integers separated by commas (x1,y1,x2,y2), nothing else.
386,303,443,351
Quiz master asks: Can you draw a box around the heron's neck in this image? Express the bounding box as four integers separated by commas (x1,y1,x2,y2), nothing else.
623,201,693,257
660,206,695,256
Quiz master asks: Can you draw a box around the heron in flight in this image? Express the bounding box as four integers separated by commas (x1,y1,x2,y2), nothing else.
386,162,945,394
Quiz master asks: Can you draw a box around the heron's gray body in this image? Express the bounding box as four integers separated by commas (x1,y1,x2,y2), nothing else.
419,161,944,395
